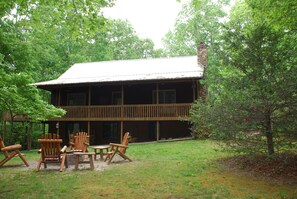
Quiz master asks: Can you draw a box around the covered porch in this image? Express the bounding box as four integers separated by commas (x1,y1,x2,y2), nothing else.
48,120,192,145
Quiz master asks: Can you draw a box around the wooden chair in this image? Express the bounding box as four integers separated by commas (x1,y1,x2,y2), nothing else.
41,133,60,139
36,135,68,172
69,132,89,152
0,136,29,167
104,132,132,164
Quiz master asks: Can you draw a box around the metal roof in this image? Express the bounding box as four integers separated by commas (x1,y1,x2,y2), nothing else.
34,56,203,87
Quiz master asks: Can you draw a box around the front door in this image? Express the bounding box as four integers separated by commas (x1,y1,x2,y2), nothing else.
103,122,120,143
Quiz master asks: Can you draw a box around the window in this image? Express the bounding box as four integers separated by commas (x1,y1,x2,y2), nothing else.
67,93,86,106
103,122,118,139
67,122,81,134
153,90,176,104
112,91,122,105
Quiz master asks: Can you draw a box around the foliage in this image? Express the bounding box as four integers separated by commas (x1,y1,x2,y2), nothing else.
88,19,156,61
164,0,230,139
0,68,65,145
162,0,229,56
0,69,65,122
190,0,297,155
0,0,108,145
246,0,297,31
0,0,115,39
163,0,230,141
0,0,161,146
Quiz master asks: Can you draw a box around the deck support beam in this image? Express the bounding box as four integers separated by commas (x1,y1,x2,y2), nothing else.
58,88,61,106
120,121,123,143
57,89,61,135
88,86,91,138
42,123,45,134
87,121,90,137
120,84,124,142
156,121,160,141
156,83,160,141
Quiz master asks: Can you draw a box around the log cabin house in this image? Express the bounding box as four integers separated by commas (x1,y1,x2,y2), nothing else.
33,44,207,145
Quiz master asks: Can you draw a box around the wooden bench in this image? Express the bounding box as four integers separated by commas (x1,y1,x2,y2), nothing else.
73,152,95,170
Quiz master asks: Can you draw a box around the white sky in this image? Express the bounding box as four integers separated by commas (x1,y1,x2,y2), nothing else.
103,0,183,49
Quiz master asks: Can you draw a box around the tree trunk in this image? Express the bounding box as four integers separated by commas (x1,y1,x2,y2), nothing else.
27,122,32,150
264,108,274,155
3,121,6,141
9,110,14,145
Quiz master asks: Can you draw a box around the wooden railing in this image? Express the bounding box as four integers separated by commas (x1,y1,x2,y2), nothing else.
49,103,192,121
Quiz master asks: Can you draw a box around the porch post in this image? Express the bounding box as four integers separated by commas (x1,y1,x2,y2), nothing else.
42,122,45,134
88,86,91,137
156,83,159,104
88,86,91,105
121,84,124,105
56,122,60,135
156,83,160,141
121,84,124,121
120,122,123,142
58,88,61,106
120,84,124,142
156,121,160,141
192,80,196,101
57,89,61,135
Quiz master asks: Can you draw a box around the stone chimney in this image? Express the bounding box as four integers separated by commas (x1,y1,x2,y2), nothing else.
197,42,208,76
197,43,208,101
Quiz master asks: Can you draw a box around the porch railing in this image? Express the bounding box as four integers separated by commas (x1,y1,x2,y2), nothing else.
50,103,192,121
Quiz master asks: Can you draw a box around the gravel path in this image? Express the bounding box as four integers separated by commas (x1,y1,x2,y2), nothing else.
22,155,127,172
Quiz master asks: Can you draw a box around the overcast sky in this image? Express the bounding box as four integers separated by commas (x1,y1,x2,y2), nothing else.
103,0,183,49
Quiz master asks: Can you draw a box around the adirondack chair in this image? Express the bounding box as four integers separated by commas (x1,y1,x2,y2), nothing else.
69,132,89,152
0,136,29,167
36,135,68,172
41,133,60,139
104,132,132,164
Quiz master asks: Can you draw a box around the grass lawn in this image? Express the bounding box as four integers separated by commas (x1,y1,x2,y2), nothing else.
0,140,296,199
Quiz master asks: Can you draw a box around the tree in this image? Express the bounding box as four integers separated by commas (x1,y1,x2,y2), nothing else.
246,0,297,32
0,68,65,143
0,0,114,145
88,19,156,60
0,1,161,146
162,0,229,56
190,0,297,155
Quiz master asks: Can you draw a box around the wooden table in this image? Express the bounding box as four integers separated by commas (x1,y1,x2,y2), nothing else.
73,152,95,170
66,151,75,166
91,145,110,160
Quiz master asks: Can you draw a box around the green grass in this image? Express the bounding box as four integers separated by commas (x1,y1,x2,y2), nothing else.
0,140,296,199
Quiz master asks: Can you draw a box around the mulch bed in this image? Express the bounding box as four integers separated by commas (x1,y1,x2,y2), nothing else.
219,153,297,185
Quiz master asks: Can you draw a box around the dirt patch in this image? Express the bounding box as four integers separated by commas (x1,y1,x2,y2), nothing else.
21,155,129,172
219,153,297,185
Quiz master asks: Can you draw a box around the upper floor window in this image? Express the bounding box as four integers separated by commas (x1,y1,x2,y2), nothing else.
67,93,86,106
112,91,122,105
153,89,176,104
